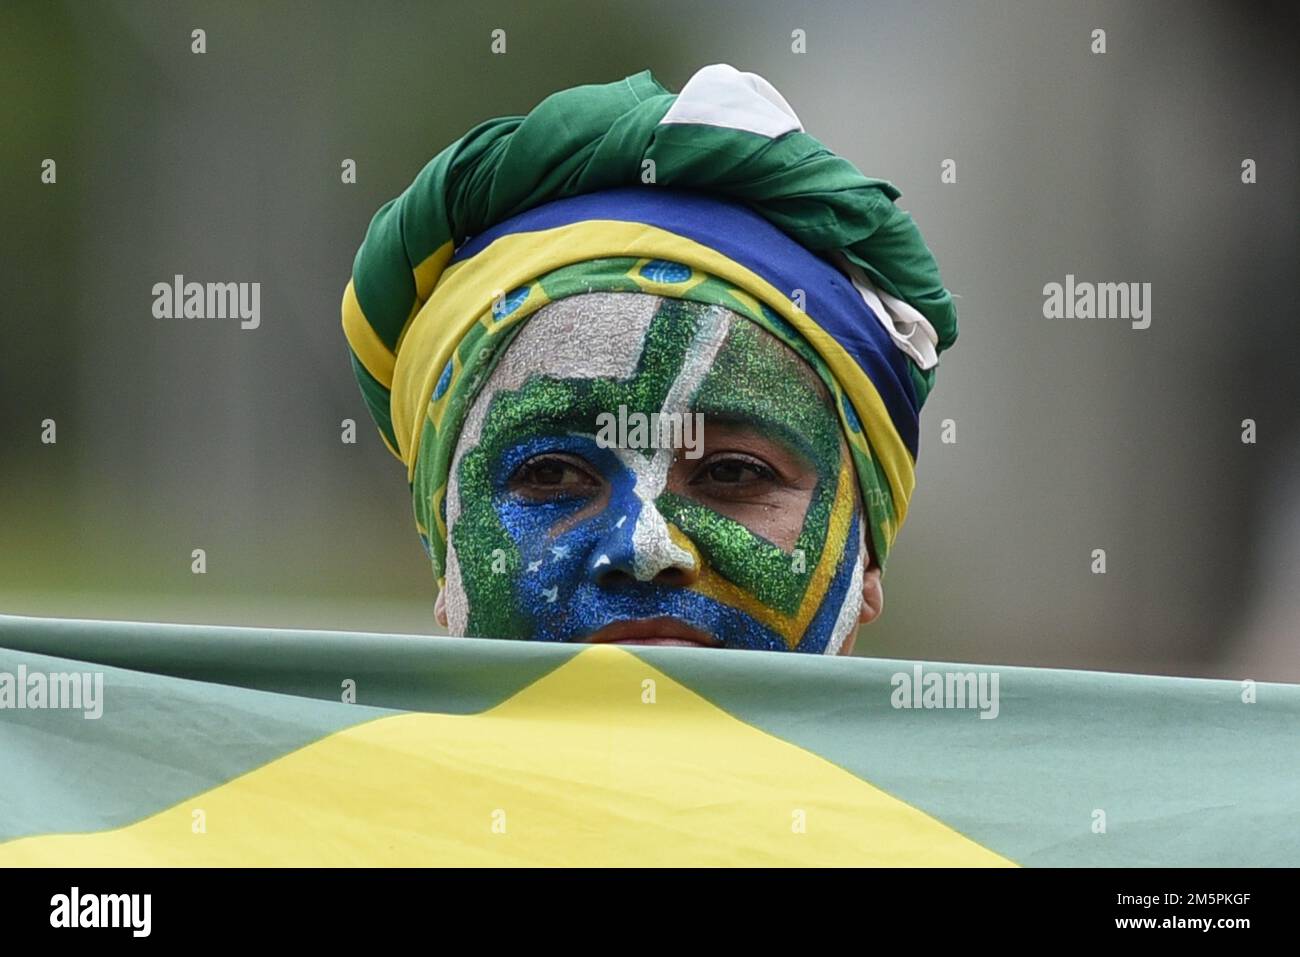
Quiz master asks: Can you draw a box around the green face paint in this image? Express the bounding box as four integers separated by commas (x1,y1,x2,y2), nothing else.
661,317,849,615
439,290,865,653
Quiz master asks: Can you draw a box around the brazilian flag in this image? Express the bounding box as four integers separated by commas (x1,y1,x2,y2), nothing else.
1,613,1295,866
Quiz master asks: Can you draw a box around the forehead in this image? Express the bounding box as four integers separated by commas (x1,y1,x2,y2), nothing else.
471,292,831,415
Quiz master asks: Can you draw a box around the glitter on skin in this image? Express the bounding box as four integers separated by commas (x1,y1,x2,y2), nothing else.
441,292,865,652
441,293,660,634
615,305,730,581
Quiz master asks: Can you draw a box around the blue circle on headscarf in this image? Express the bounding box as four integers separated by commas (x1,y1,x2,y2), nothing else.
433,360,454,400
759,301,800,339
493,286,530,320
841,392,862,433
640,259,691,284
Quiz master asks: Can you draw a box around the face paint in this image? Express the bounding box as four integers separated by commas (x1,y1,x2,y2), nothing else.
442,292,865,653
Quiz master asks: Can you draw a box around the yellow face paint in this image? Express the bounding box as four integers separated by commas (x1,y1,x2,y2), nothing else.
442,293,865,653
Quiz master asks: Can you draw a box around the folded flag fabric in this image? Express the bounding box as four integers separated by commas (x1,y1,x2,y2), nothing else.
1,613,1296,867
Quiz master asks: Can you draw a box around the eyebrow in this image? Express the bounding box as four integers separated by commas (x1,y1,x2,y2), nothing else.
690,408,827,470
488,374,840,468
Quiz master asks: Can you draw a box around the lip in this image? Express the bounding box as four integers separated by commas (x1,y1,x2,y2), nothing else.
582,617,721,648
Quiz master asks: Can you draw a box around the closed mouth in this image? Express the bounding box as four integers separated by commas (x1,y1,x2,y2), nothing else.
582,617,721,648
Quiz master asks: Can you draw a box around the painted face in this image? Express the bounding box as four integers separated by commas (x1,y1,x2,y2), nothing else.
441,292,865,653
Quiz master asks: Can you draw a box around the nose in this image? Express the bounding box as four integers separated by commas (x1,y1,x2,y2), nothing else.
597,563,698,589
588,505,699,588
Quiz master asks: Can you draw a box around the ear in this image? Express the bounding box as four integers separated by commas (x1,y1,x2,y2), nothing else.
858,565,883,624
434,588,449,628
837,566,883,656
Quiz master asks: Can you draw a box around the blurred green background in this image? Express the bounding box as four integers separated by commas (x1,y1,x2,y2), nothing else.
2,0,1297,678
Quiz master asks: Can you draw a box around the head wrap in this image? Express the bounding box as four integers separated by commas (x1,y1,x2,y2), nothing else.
342,64,957,579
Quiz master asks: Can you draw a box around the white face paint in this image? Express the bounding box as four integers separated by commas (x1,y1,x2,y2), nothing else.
824,520,866,656
440,291,867,655
443,293,665,633
611,307,730,581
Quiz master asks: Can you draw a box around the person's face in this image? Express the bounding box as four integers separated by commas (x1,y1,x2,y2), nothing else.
437,292,881,652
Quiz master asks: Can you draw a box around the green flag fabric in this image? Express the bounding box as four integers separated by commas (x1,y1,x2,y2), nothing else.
1,613,1296,866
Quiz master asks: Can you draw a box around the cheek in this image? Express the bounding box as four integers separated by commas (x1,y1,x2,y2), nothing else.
794,503,866,654
657,455,861,652
443,491,518,638
443,446,542,638
447,440,633,637
675,485,817,554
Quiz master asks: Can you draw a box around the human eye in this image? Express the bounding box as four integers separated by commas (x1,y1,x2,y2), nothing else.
506,453,601,502
687,452,780,498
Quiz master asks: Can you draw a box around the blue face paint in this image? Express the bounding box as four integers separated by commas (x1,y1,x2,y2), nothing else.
444,295,865,653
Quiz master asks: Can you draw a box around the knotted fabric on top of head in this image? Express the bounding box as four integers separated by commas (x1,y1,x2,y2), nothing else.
342,64,958,579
